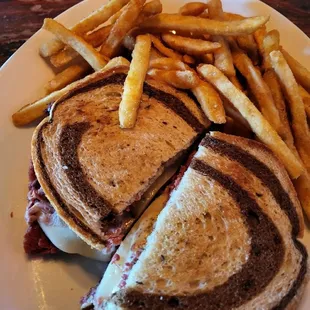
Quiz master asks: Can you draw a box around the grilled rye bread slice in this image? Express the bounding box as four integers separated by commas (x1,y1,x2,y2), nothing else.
103,132,308,310
31,65,208,251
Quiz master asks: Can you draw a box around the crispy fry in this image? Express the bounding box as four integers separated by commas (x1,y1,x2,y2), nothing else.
183,54,196,65
179,2,208,16
270,50,310,172
139,14,269,36
147,69,200,89
45,61,90,93
40,0,130,57
149,47,164,61
221,97,251,130
101,0,145,58
50,24,112,67
161,33,221,56
192,80,226,123
281,48,310,92
262,30,280,70
43,19,108,71
12,57,130,127
212,35,235,77
206,0,224,19
232,49,281,133
119,35,151,128
294,171,310,221
150,35,183,60
201,53,214,64
149,58,187,70
263,69,295,147
198,64,303,179
253,25,267,57
223,13,259,65
298,85,310,119
229,75,243,91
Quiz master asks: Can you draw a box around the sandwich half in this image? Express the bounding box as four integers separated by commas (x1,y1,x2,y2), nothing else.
24,64,208,260
87,132,308,309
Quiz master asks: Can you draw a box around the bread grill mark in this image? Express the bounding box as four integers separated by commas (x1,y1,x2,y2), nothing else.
54,73,205,133
58,122,112,218
36,127,105,246
112,159,285,310
201,135,308,309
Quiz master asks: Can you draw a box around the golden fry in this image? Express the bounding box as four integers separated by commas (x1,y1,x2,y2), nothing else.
232,49,281,133
150,35,183,60
43,19,107,71
206,0,224,20
192,80,226,123
149,58,187,70
281,48,310,92
262,30,280,70
45,62,90,93
229,75,243,91
179,2,208,16
40,0,130,57
197,64,303,179
263,69,295,148
139,14,269,36
253,25,267,57
101,0,145,58
212,35,235,77
183,54,196,65
270,50,310,173
162,33,221,56
147,69,200,89
119,35,151,128
50,25,112,67
201,53,214,64
12,57,130,126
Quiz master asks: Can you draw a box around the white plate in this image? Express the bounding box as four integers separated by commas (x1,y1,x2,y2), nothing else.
0,0,309,309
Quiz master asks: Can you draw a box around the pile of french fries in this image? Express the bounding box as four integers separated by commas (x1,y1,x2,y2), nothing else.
11,0,310,220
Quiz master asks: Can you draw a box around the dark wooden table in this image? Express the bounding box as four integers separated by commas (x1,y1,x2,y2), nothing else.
0,0,309,66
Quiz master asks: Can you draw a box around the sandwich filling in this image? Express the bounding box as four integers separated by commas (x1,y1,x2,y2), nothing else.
24,160,181,260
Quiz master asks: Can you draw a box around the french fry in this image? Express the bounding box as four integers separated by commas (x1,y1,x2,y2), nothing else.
201,53,214,64
149,58,187,70
224,12,259,65
149,47,164,61
161,34,221,56
183,54,196,65
229,75,243,91
43,19,108,71
192,80,226,124
206,0,224,20
150,35,183,60
232,49,281,133
12,57,130,127
298,85,310,119
40,0,130,57
262,30,280,70
139,14,269,36
50,25,112,67
270,50,310,172
222,97,251,130
212,35,235,77
147,69,200,89
101,0,145,58
119,35,151,128
294,171,310,221
198,64,303,179
45,61,91,94
263,69,295,148
281,48,310,92
179,2,208,16
253,25,267,58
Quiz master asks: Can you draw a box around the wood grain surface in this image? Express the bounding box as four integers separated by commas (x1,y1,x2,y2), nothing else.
0,0,309,66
